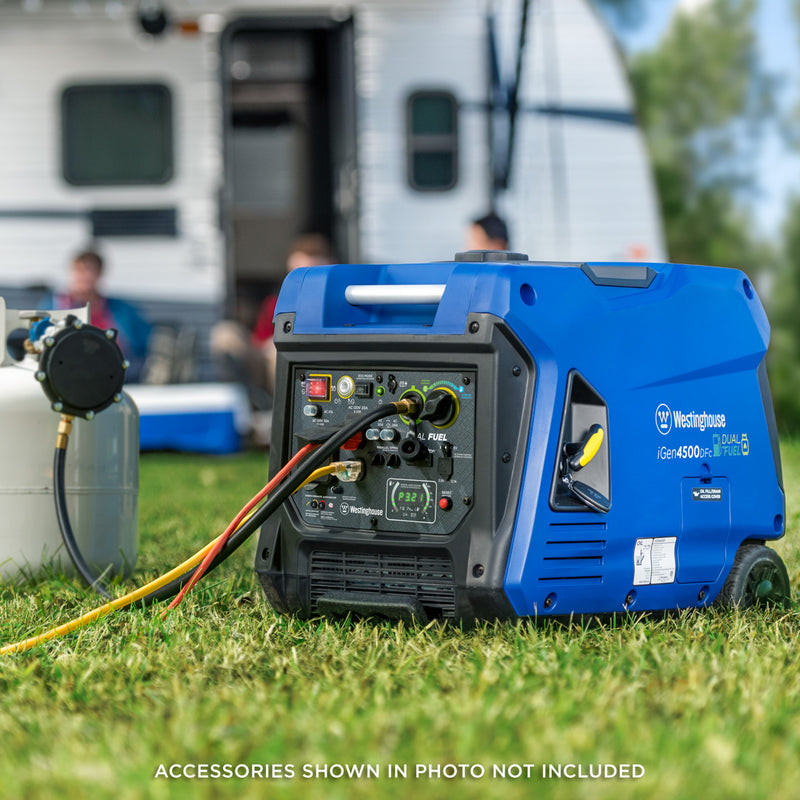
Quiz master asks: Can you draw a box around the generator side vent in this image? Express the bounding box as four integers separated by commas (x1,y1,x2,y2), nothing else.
539,538,606,583
309,551,456,619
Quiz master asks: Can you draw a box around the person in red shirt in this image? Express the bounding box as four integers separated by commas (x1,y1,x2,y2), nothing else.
211,234,334,440
251,233,334,390
249,235,334,349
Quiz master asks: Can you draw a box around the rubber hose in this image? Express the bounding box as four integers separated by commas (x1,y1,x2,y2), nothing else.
53,445,113,600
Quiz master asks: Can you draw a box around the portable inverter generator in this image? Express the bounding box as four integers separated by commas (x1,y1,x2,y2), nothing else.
254,252,789,623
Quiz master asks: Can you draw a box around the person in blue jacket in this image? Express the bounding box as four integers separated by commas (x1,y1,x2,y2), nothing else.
52,249,151,382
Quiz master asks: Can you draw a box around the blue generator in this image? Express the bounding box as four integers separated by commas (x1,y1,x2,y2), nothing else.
255,252,789,623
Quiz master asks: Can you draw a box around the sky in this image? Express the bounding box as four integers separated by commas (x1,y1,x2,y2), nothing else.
613,0,800,240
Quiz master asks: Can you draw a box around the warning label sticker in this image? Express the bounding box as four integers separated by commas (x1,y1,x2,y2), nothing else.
633,537,677,586
692,487,722,502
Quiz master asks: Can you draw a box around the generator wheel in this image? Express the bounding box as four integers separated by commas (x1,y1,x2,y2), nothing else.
716,544,791,609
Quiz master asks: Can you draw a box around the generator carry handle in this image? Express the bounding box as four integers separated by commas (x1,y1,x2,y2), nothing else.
344,284,446,306
276,262,491,335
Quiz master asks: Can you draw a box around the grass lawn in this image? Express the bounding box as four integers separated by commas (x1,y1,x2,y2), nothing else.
2,444,800,800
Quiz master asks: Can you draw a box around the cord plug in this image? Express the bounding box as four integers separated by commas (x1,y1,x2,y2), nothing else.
328,460,364,482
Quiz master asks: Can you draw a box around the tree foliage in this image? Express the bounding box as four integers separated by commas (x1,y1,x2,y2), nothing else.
607,0,800,428
772,0,800,430
770,196,800,432
628,0,774,275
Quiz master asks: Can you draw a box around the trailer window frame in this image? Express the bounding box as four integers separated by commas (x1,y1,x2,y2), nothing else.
406,90,459,192
61,82,174,187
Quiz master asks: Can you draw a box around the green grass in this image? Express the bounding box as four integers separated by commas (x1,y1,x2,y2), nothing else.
2,446,800,800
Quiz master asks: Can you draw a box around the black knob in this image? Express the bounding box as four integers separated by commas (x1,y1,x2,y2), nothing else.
419,390,457,427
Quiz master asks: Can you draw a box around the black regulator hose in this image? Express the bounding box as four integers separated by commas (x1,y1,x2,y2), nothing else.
53,416,113,600
140,398,420,606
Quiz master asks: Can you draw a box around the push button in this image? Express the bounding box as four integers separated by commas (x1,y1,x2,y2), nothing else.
337,375,355,398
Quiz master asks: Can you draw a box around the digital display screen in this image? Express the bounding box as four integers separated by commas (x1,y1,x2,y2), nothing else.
386,479,437,524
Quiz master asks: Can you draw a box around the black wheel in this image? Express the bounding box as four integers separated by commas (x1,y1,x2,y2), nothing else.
715,544,791,609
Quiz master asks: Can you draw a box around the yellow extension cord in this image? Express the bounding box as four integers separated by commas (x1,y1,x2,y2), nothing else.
0,464,342,656
0,534,222,655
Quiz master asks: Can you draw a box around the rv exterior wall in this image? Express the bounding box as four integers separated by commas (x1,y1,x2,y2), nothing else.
0,0,664,313
493,0,665,261
356,2,489,263
0,11,222,303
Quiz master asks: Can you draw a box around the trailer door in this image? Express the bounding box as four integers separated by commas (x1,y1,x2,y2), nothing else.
220,18,357,322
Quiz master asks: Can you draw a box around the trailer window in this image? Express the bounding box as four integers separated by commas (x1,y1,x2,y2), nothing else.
406,91,458,191
61,83,173,185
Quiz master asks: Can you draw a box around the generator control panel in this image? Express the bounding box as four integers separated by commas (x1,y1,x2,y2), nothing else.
290,367,476,536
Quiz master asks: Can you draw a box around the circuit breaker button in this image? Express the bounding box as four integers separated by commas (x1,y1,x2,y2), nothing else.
303,404,320,417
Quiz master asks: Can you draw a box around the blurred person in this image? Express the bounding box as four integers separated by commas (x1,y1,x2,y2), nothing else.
466,211,510,251
211,233,335,442
252,233,335,392
53,249,151,382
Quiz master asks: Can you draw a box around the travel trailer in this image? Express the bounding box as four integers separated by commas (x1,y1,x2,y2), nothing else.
0,0,664,324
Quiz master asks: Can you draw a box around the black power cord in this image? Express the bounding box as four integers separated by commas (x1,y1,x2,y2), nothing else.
141,398,419,606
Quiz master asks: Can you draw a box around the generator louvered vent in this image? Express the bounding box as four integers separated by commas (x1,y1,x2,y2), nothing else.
309,551,456,619
539,529,607,585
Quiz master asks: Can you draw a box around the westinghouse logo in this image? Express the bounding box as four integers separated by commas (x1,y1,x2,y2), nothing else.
340,503,383,517
655,404,672,435
655,404,726,435
673,409,726,431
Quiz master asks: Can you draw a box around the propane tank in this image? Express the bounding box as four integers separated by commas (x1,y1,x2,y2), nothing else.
0,297,138,582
